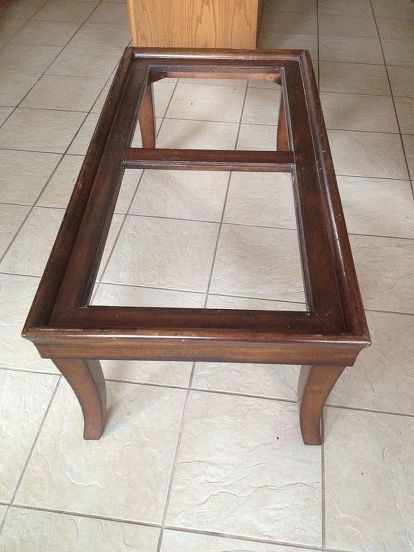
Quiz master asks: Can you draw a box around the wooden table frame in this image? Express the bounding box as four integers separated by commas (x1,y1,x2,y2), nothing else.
23,48,370,445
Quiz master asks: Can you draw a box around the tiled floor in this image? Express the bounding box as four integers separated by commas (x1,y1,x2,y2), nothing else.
0,0,414,550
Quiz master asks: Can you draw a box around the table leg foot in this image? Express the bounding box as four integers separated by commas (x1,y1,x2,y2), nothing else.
52,358,107,440
298,365,345,445
138,82,156,148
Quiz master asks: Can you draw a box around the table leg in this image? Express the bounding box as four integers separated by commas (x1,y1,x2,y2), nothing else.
52,358,107,440
138,82,156,148
298,365,345,445
277,95,289,151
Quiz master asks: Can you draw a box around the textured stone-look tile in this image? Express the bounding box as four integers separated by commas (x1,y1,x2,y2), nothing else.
0,150,60,205
37,155,83,208
0,108,85,153
319,0,372,16
157,119,239,150
403,134,414,180
88,2,128,25
101,359,192,387
0,18,25,47
167,392,322,546
206,295,306,311
179,77,245,87
153,81,176,118
67,112,98,155
0,508,160,552
0,203,29,257
161,530,319,551
0,370,58,501
193,362,299,401
166,83,245,123
70,23,131,49
1,0,50,21
319,13,377,37
47,45,122,77
377,16,414,39
382,39,414,66
130,170,228,222
96,213,124,280
258,32,317,60
329,311,414,414
242,87,281,125
350,234,414,313
265,0,317,13
328,130,408,179
0,207,63,276
211,225,305,303
338,176,414,238
319,36,383,64
388,65,414,98
22,75,106,111
320,62,390,95
33,0,99,23
321,92,398,133
16,381,186,523
0,43,61,74
0,106,13,125
131,117,163,148
237,124,277,151
372,0,414,18
260,11,317,34
224,172,296,229
0,72,39,106
103,216,218,292
11,20,80,46
395,97,414,134
325,408,414,551
0,274,57,373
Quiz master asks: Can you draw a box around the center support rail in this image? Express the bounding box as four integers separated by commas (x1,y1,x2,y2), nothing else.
22,47,370,446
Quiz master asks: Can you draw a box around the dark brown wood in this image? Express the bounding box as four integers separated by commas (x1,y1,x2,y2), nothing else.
22,48,370,445
298,365,345,445
53,359,106,440
138,82,156,147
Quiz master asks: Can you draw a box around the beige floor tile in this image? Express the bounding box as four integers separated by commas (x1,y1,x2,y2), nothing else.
388,65,414,97
0,508,160,552
102,359,192,387
67,112,98,155
0,43,61,74
258,32,318,60
91,78,112,113
0,274,57,373
0,207,63,276
131,117,163,148
33,0,99,23
0,369,58,501
206,295,306,310
350,234,414,313
319,0,373,16
47,45,122,78
69,23,131,49
192,361,299,401
15,381,186,523
11,20,80,46
0,106,13,125
0,203,30,257
161,530,319,552
22,75,106,111
321,92,398,132
328,130,408,179
338,176,414,238
36,154,83,208
325,408,414,551
319,13,377,37
260,11,317,35
88,2,129,25
157,119,239,150
167,392,322,546
166,83,245,123
94,213,124,281
152,81,176,118
0,505,6,524
1,0,49,21
320,61,390,95
395,97,414,134
403,134,414,179
223,172,296,229
319,36,383,64
237,123,277,151
178,77,246,87
0,72,40,107
103,216,219,292
0,150,60,205
113,169,142,214
130,169,228,222
329,311,414,414
242,87,281,125
382,39,414,66
210,225,305,303
372,0,414,19
377,16,414,39
267,0,317,13
0,18,25,48
0,108,85,153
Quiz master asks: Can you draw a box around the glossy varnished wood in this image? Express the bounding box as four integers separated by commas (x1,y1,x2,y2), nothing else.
23,48,370,444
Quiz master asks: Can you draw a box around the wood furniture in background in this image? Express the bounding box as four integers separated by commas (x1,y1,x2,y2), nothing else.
22,48,370,446
127,0,263,48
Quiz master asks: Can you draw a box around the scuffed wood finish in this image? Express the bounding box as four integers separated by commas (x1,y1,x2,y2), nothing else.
127,0,262,49
23,48,370,445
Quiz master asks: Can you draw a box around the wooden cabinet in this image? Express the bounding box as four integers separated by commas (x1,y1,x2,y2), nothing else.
127,0,263,48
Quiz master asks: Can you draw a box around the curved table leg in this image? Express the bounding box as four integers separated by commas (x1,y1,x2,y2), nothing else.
298,365,345,445
138,82,156,148
53,358,107,440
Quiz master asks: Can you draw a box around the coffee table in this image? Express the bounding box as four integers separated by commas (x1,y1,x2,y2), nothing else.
23,48,370,445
